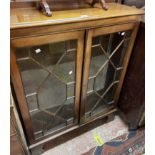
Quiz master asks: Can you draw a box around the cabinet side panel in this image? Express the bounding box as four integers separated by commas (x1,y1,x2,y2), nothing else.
11,47,35,144
118,22,145,129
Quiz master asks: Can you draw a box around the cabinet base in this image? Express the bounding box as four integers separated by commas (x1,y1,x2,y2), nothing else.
30,111,116,155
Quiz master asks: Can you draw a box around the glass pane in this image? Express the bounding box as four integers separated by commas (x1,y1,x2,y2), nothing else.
85,30,131,118
15,40,77,140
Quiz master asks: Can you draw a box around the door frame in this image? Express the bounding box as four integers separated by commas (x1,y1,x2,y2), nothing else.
11,30,84,144
80,22,139,124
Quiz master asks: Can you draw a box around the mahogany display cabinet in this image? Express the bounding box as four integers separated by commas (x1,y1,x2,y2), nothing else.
10,3,144,154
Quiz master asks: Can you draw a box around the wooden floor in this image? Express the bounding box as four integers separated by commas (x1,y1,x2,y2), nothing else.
42,114,129,155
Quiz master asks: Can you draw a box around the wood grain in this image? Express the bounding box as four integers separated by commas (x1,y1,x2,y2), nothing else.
80,30,93,123
11,3,144,29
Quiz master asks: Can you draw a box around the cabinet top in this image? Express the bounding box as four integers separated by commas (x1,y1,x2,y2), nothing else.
11,3,144,29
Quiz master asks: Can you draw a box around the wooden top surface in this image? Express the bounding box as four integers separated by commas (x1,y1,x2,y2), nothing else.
10,3,144,29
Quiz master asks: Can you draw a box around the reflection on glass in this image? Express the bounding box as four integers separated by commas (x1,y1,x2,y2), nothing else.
16,40,77,139
85,30,131,118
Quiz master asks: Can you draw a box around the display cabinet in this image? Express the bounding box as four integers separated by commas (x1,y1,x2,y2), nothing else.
11,3,144,154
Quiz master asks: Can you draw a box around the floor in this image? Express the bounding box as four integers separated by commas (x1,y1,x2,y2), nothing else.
42,114,129,155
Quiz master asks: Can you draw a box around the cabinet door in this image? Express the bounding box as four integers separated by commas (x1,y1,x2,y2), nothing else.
81,23,139,123
11,31,84,143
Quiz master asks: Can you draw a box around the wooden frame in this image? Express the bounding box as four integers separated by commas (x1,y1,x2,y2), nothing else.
11,30,84,144
10,3,144,154
113,22,139,104
80,22,139,123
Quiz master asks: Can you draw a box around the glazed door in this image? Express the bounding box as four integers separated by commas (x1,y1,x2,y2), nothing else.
81,23,139,123
11,31,84,143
